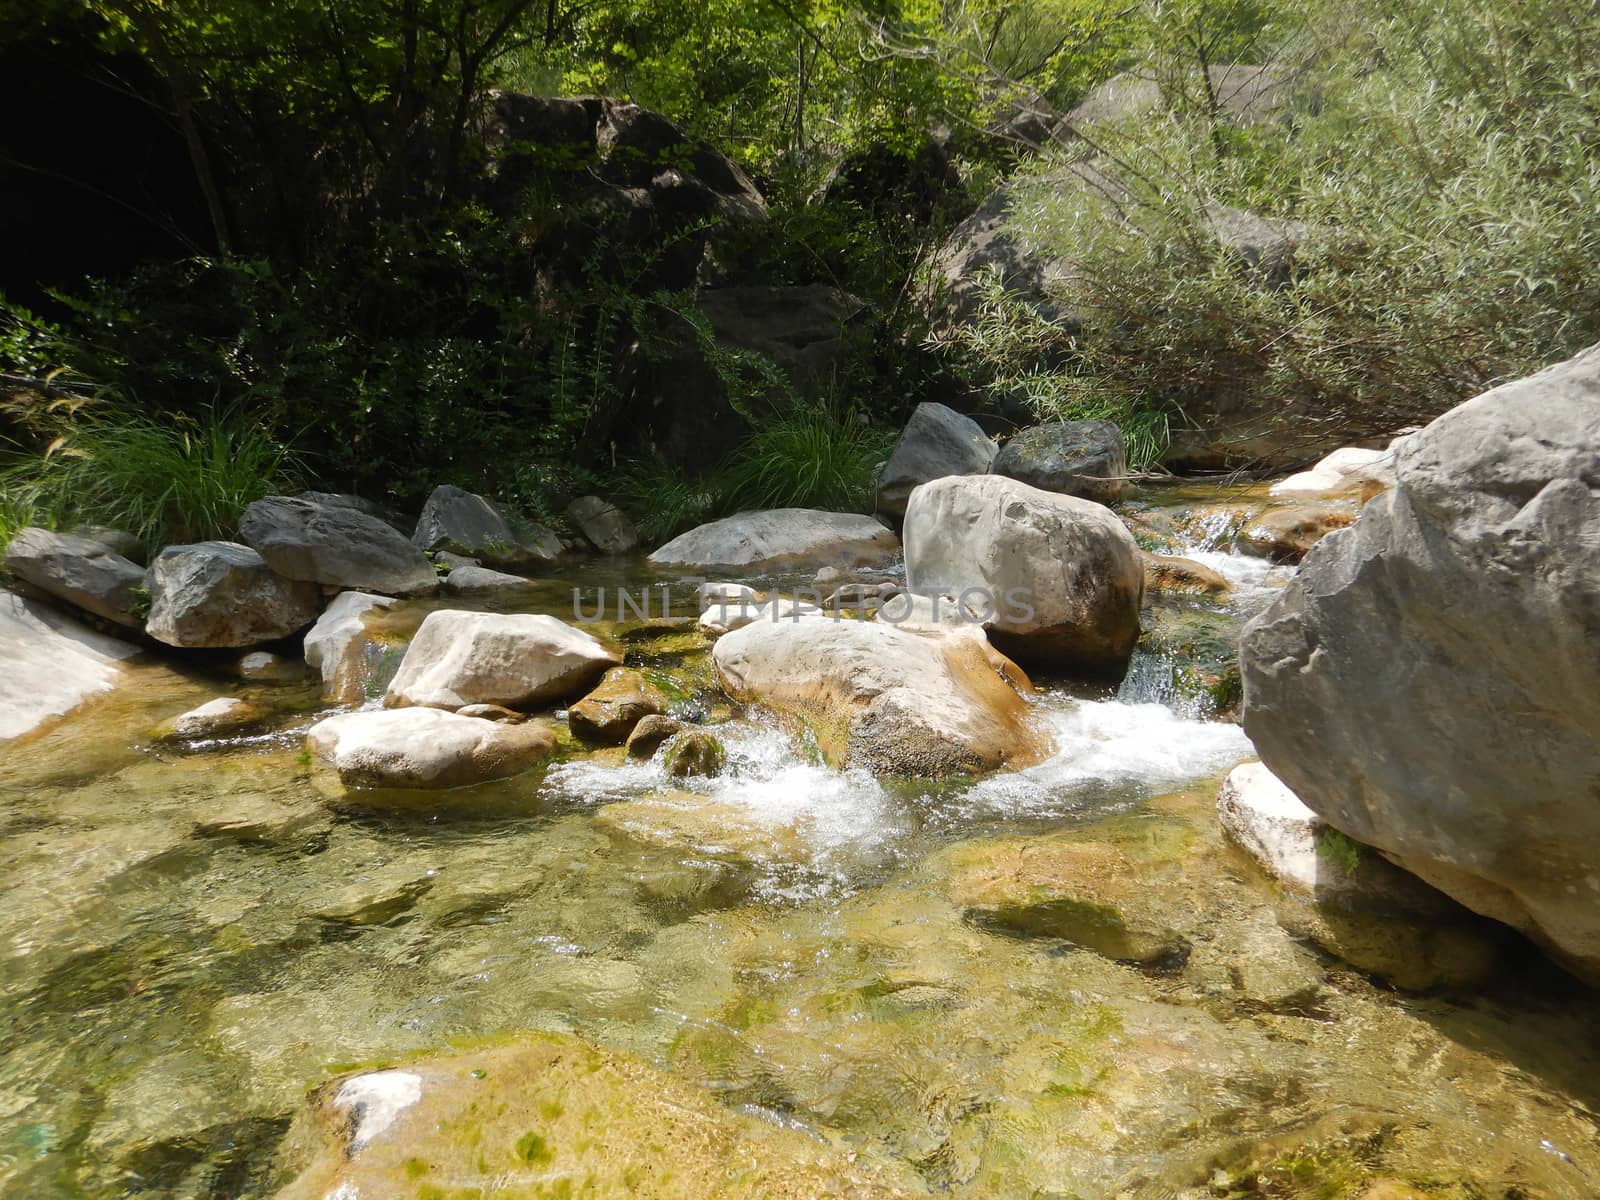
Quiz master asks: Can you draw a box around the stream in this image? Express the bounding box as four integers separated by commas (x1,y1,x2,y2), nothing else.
2,482,1598,1199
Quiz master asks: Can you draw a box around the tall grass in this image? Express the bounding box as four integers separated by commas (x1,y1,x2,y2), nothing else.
717,403,896,514
621,403,896,542
0,409,304,553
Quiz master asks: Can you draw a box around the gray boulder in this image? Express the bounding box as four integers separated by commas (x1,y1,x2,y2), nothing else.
443,565,533,593
648,509,899,574
565,496,638,554
903,474,1143,671
1240,343,1600,980
69,525,146,563
874,402,996,519
239,495,437,596
144,541,320,648
992,420,1127,504
4,527,146,627
411,485,562,569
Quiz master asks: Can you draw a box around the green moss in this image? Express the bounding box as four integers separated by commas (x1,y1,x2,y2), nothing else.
403,1157,429,1179
514,1130,552,1164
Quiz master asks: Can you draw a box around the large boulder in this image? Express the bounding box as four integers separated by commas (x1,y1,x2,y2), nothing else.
3,526,146,627
712,617,1048,776
270,1035,903,1200
565,495,638,554
411,484,562,569
1240,344,1600,980
0,589,140,741
648,509,899,574
303,591,400,703
874,401,996,519
992,419,1127,504
385,610,621,711
305,707,556,789
903,475,1143,670
144,542,321,648
239,495,437,597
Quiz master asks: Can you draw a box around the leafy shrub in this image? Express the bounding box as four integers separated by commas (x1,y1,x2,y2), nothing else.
945,0,1600,463
0,408,303,551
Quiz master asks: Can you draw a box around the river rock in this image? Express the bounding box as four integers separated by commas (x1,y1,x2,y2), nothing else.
874,401,996,520
903,474,1143,670
1236,503,1353,563
0,589,140,741
993,419,1127,504
385,610,621,711
443,564,532,592
303,591,399,703
70,524,146,562
1242,343,1600,980
566,494,639,553
567,667,669,743
305,707,557,789
625,713,683,758
238,494,438,596
698,595,823,636
144,542,321,648
411,484,562,568
712,617,1048,775
1141,552,1232,597
270,1034,905,1200
4,526,146,628
1270,446,1395,498
661,729,727,778
649,509,899,574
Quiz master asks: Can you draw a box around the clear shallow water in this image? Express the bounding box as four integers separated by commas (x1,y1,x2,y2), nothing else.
2,487,1598,1199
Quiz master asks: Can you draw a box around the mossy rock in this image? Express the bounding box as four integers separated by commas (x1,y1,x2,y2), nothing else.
271,1033,911,1199
1137,600,1244,715
661,730,726,779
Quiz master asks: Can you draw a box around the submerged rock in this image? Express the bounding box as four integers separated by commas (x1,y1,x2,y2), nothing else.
938,836,1190,966
3,526,146,627
712,618,1047,776
903,474,1143,670
305,707,556,789
152,697,267,742
143,541,320,648
566,494,639,553
874,401,996,520
270,1034,907,1200
302,591,399,703
649,509,899,574
992,419,1127,504
567,667,670,743
234,650,307,683
443,563,533,592
411,483,562,568
0,588,140,740
239,494,438,596
385,610,621,711
1241,343,1600,981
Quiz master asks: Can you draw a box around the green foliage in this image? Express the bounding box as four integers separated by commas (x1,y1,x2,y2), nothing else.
1316,828,1363,879
718,402,896,514
951,0,1600,460
0,408,303,550
618,452,721,544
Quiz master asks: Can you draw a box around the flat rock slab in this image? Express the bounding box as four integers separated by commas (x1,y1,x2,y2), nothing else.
0,589,140,741
649,508,899,574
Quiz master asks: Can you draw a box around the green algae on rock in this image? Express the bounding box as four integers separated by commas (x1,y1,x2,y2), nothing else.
270,1034,912,1200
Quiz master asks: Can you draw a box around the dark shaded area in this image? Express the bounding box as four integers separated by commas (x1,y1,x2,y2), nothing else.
0,15,211,312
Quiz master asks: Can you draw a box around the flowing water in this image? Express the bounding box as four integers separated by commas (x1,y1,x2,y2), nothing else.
2,483,1597,1198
